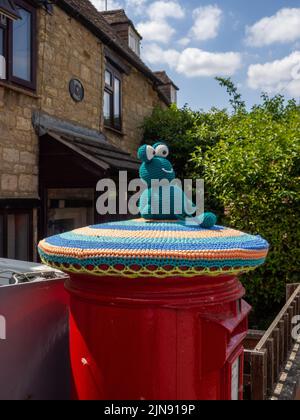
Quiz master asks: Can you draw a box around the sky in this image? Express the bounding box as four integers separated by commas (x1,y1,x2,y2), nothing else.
91,0,300,111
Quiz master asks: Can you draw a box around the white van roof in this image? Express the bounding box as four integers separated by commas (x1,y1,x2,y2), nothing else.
0,258,64,286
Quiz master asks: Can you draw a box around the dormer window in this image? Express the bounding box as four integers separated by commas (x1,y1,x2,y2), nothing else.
170,85,177,105
154,71,179,106
128,27,140,56
100,9,142,57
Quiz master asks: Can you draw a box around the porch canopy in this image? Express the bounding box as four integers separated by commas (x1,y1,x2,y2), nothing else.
34,112,140,189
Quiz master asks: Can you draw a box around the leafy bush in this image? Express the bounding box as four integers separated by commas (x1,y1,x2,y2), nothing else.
142,84,300,326
142,104,231,179
142,104,198,179
192,95,300,324
142,104,229,213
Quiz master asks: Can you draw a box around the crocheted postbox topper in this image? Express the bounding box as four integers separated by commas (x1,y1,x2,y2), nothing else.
137,142,217,228
38,143,269,279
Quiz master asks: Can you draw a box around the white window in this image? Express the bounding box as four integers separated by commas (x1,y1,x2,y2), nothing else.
129,27,140,56
0,315,6,340
170,85,177,104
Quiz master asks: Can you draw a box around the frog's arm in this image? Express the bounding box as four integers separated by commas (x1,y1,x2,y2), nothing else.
172,185,217,228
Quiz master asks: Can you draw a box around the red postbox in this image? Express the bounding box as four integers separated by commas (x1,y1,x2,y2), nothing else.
38,219,269,400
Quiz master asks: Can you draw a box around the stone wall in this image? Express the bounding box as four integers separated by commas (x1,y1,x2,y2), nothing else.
39,5,166,158
0,85,39,198
0,3,166,200
38,7,103,130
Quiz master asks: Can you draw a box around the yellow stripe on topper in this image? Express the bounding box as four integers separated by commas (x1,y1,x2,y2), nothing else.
75,226,244,239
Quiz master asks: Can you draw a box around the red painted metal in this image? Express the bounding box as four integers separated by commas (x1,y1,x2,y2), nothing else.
0,279,70,400
65,274,251,400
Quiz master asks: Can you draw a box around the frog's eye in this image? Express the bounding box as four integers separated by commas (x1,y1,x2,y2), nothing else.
155,144,169,158
146,145,156,161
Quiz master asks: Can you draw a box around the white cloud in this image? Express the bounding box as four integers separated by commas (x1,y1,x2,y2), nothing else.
137,20,175,43
147,0,185,21
247,51,300,97
142,43,180,67
190,5,222,41
143,43,242,77
177,48,241,77
177,37,191,47
126,0,147,6
91,0,122,11
137,1,184,44
125,0,149,14
246,8,300,47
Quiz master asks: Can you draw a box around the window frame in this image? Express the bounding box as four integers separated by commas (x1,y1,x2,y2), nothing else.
103,63,122,132
170,85,177,105
1,0,36,90
0,17,7,58
128,27,140,56
0,207,33,261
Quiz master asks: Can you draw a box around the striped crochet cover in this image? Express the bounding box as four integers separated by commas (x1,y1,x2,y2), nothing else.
38,219,269,279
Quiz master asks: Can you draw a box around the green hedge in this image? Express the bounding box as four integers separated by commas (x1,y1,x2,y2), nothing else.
194,97,300,324
142,105,198,180
143,93,300,326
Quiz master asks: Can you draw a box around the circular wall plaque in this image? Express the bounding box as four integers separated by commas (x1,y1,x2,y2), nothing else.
69,79,85,102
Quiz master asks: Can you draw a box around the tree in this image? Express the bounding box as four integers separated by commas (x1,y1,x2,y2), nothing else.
141,82,300,326
192,94,300,324
215,77,246,113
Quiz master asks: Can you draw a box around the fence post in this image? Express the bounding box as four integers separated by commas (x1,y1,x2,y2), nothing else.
250,349,268,400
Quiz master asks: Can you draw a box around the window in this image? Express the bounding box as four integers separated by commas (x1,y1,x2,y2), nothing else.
0,209,33,261
0,14,7,57
103,66,122,131
170,85,177,104
12,6,31,81
128,27,140,56
0,0,36,89
47,190,94,237
0,27,4,55
103,90,111,125
114,77,121,128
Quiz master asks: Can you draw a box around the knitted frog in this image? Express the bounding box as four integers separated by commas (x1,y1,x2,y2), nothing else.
138,142,217,228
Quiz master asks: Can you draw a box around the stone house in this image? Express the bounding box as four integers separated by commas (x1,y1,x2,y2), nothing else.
0,0,178,261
